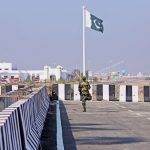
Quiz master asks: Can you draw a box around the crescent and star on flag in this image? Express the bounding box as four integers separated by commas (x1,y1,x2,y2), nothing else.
91,14,104,33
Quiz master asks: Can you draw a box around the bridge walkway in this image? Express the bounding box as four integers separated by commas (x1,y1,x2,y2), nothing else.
40,100,150,150
60,101,150,150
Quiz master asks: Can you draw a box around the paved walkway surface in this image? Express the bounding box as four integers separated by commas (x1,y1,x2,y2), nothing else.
60,101,150,150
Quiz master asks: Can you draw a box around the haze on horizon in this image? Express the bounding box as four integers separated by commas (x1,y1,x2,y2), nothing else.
0,0,150,74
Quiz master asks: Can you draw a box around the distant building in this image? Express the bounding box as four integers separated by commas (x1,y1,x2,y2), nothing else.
0,62,13,71
0,62,68,83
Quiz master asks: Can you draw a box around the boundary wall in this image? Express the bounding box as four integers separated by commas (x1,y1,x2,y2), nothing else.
51,84,150,102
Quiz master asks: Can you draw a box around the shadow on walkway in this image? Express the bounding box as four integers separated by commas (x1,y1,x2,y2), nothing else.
76,136,146,145
39,102,57,150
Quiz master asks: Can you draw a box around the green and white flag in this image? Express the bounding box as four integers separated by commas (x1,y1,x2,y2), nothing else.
85,9,104,33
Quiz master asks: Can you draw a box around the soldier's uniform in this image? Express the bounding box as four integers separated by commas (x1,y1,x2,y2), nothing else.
78,76,91,112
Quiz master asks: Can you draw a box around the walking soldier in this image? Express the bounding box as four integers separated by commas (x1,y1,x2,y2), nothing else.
78,76,91,112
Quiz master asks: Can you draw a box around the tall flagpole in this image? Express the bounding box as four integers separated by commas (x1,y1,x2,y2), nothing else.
82,5,86,76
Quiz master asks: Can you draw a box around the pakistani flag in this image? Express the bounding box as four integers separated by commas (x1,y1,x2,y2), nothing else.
85,9,104,33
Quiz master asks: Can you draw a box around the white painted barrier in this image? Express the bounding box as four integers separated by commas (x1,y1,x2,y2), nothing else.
119,85,139,102
103,85,109,101
58,84,65,100
120,85,126,102
74,84,80,101
12,85,18,91
89,84,93,98
51,84,141,102
132,86,138,102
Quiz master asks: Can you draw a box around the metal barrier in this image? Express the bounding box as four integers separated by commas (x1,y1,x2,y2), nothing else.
0,86,50,150
0,97,17,112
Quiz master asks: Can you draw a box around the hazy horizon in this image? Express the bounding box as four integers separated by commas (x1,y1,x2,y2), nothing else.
0,0,150,74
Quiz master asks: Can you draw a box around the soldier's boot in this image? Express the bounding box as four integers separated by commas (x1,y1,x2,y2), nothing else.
83,106,86,112
82,102,86,112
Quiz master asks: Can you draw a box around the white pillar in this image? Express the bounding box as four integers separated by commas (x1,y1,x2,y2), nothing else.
74,84,80,101
12,85,18,91
89,84,93,98
120,85,126,102
58,84,65,100
132,86,138,102
103,84,109,101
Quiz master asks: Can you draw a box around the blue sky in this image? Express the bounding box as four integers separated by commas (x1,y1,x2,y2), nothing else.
0,0,150,74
